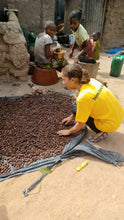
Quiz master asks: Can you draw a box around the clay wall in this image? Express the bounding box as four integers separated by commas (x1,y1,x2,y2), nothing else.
64,0,124,49
102,0,124,49
0,0,123,51
3,0,55,34
0,12,30,81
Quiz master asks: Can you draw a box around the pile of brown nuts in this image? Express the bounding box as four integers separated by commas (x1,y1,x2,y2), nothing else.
0,92,77,175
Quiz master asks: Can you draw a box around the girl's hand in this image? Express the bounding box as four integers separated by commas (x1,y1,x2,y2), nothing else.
57,122,85,136
69,50,73,58
74,54,79,63
57,129,71,136
61,114,74,125
53,47,61,53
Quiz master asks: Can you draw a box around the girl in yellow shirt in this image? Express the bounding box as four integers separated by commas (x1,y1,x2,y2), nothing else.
57,63,124,143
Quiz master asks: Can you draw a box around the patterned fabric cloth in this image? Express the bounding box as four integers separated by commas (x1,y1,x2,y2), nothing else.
36,57,68,70
80,39,94,58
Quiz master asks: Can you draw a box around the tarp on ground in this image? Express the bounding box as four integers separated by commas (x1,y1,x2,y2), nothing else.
0,127,124,183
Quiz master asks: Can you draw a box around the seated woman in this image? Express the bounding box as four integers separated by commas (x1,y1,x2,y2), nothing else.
34,20,68,71
57,63,124,143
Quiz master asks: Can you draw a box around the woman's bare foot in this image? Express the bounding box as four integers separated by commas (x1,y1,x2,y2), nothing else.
88,132,108,143
93,132,103,140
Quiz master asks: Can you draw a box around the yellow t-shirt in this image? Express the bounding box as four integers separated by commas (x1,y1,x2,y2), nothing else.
75,79,124,132
72,24,89,47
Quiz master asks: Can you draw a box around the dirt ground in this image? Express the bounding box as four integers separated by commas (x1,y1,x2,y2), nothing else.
0,50,124,220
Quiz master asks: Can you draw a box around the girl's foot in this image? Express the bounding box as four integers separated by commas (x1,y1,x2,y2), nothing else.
88,132,108,143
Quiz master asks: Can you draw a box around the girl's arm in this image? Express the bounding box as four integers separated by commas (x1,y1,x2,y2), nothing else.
69,41,77,58
57,122,85,136
74,40,89,62
61,114,74,125
45,44,53,59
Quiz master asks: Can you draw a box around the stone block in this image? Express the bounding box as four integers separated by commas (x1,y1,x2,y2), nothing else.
9,64,29,77
0,23,7,35
0,60,11,68
7,11,19,22
0,44,9,52
0,73,14,81
0,67,9,74
3,29,26,45
8,43,30,68
0,52,7,64
0,35,3,44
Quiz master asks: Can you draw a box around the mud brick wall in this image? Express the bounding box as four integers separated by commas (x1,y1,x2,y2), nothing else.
102,0,124,49
0,11,30,81
4,0,55,34
1,0,123,50
42,0,55,29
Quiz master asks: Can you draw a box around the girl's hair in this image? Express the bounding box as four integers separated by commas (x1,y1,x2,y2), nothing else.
44,20,55,29
55,16,63,26
96,31,100,38
62,63,90,84
92,31,100,38
69,9,82,22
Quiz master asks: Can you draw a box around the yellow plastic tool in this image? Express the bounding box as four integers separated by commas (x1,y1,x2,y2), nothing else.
38,167,52,174
76,160,88,171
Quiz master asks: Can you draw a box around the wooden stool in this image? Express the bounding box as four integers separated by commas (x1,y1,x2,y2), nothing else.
32,67,59,86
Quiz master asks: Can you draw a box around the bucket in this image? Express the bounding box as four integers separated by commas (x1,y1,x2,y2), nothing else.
32,67,59,86
78,61,100,78
110,55,124,77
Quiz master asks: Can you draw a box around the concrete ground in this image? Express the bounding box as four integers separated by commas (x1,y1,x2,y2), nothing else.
0,51,124,220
